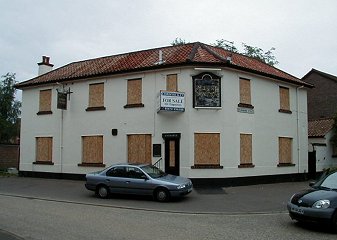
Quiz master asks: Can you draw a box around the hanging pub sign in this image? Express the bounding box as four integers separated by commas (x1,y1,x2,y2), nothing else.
57,92,67,110
157,91,185,112
193,72,221,108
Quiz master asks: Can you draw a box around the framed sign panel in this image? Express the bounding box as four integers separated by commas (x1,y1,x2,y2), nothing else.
193,72,221,108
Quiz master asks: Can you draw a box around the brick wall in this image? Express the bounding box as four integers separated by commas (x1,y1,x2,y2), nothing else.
304,72,337,120
0,144,19,170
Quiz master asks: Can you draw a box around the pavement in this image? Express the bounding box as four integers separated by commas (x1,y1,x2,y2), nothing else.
0,176,311,239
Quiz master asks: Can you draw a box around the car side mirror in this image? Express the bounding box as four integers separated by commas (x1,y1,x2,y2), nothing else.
309,181,315,187
141,175,148,180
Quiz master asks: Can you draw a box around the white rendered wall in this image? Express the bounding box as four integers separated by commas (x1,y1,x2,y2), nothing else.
19,67,309,178
308,132,337,171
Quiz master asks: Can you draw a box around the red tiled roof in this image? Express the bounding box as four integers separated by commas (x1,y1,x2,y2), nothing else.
15,42,313,88
308,118,334,137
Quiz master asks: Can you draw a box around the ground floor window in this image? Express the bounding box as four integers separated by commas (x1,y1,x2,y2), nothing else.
192,133,222,169
127,134,152,164
34,137,53,165
239,134,254,168
278,137,294,166
79,135,105,167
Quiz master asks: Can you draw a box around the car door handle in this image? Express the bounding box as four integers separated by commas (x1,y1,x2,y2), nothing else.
105,179,110,182
125,181,130,184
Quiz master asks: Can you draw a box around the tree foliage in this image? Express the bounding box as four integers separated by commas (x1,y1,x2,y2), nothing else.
212,39,238,53
212,39,279,66
171,37,188,46
0,73,21,143
331,113,337,147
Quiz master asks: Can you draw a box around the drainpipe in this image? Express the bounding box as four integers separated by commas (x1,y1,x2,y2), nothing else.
296,86,304,174
60,109,64,174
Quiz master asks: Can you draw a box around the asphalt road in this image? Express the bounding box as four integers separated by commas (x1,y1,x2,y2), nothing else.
0,177,336,239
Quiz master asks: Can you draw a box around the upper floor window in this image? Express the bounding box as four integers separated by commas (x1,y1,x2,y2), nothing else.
238,78,253,109
124,78,144,108
166,74,178,92
86,83,105,111
279,86,291,113
37,89,52,115
193,72,221,108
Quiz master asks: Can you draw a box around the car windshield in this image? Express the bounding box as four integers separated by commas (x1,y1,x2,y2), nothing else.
140,165,167,178
317,172,337,190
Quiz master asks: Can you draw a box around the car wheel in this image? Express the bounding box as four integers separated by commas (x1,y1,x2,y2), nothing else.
96,185,109,199
155,188,170,202
332,211,337,232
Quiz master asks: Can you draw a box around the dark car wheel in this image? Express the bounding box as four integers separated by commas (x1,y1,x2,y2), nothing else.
155,188,170,202
96,185,109,199
332,211,337,232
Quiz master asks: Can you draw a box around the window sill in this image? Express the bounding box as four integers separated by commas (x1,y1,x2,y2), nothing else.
124,103,145,108
238,163,255,168
37,111,53,115
277,163,295,167
238,103,254,109
86,106,106,111
278,109,292,114
191,164,223,169
78,163,106,167
33,161,54,165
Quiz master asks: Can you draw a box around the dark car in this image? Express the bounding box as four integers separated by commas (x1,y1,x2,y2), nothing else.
287,170,337,231
85,163,193,202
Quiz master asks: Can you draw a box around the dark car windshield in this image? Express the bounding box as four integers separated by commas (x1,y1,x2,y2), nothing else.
316,171,337,190
141,165,167,178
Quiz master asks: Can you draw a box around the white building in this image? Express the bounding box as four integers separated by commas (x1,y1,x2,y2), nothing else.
308,118,337,174
16,42,313,184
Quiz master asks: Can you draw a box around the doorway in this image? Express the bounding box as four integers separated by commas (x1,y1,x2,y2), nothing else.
308,151,316,179
162,133,180,176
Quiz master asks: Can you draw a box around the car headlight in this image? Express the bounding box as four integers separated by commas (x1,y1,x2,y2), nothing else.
177,184,186,189
312,200,330,209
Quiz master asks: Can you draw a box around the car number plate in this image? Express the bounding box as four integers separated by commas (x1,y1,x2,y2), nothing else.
291,206,304,215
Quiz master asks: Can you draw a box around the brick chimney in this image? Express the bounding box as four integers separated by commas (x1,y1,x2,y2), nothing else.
38,56,54,76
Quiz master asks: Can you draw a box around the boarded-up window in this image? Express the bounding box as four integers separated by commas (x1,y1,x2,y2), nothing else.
36,137,53,162
82,136,103,164
88,83,104,108
194,133,220,166
39,89,52,113
239,78,251,105
240,134,253,166
279,137,292,165
279,87,290,111
128,134,152,164
127,79,142,105
167,74,178,92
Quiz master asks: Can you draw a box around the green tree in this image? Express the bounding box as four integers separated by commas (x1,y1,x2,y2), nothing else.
213,39,279,66
331,113,337,147
0,73,21,143
212,39,238,53
171,37,188,46
242,43,279,66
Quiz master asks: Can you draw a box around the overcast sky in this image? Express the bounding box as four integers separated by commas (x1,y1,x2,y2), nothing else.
1,0,337,94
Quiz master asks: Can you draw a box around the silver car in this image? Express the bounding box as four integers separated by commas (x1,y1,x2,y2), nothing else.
85,163,193,202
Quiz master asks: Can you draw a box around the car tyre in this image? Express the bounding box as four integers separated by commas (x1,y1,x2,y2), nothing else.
155,188,170,202
332,211,337,232
96,185,109,199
